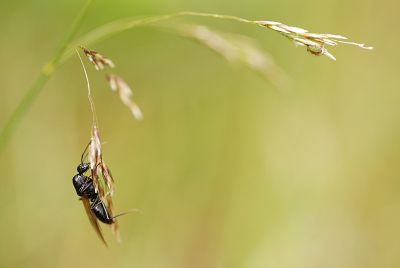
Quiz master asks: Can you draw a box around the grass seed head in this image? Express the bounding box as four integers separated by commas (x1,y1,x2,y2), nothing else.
101,161,114,191
106,74,143,120
255,20,373,60
80,46,115,70
106,74,118,91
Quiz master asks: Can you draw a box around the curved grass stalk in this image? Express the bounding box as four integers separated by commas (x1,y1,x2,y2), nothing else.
59,12,256,65
0,0,95,155
74,47,99,129
0,10,372,155
0,11,254,156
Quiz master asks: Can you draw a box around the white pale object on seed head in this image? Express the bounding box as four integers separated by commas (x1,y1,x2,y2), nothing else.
281,25,308,34
131,105,143,120
338,41,374,49
108,75,118,91
303,33,326,39
324,51,336,61
259,21,281,25
324,34,347,39
322,39,338,46
269,25,290,33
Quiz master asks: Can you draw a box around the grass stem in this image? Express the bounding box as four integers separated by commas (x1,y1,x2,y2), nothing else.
0,0,95,155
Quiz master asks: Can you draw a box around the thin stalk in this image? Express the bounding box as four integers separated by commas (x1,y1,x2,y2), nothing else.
0,0,95,155
74,47,99,128
0,10,371,155
59,12,257,64
0,11,255,155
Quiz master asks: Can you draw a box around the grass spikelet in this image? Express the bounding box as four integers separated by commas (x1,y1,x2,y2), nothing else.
79,46,143,120
81,46,115,70
0,10,374,156
106,74,143,120
255,20,373,60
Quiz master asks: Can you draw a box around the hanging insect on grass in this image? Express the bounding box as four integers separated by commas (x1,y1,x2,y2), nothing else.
73,139,140,247
73,47,141,247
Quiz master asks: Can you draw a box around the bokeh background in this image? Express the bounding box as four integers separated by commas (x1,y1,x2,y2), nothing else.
1,0,399,267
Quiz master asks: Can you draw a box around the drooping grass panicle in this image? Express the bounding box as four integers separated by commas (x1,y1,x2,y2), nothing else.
81,46,116,70
88,143,120,244
255,20,373,60
77,44,139,242
0,10,374,156
106,74,143,120
76,47,116,202
58,12,373,65
79,46,143,120
89,126,114,192
88,126,128,242
101,160,115,193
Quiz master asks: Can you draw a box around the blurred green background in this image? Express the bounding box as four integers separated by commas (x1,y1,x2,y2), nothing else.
1,0,399,267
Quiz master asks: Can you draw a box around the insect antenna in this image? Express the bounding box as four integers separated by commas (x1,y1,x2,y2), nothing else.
81,141,91,164
111,208,142,220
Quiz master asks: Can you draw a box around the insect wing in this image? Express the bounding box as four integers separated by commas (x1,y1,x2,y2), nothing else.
81,194,108,247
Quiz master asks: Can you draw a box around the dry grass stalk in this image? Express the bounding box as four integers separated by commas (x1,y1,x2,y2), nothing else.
88,126,142,243
80,46,143,120
88,126,121,240
255,20,373,60
76,46,141,244
89,126,115,195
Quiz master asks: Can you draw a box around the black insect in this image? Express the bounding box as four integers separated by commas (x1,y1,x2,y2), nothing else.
91,195,136,224
73,142,140,247
72,168,98,200
72,143,98,200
